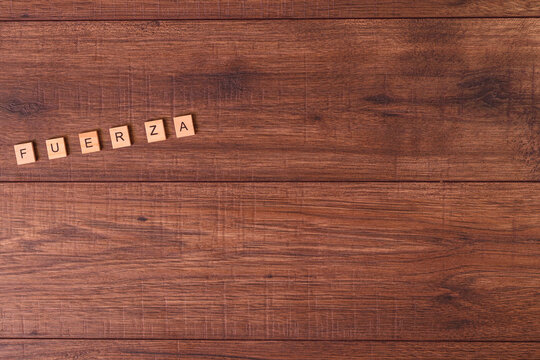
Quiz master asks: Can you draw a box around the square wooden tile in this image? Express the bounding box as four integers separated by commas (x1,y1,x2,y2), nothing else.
14,142,36,165
174,114,196,138
46,137,67,160
79,131,101,154
145,119,167,143
110,125,132,149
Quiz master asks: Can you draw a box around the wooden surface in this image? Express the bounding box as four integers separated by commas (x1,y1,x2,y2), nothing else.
1,1,539,358
0,0,538,19
0,340,539,359
0,183,538,341
0,19,539,181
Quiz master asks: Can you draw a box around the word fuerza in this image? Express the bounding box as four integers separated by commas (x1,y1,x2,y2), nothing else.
14,115,195,165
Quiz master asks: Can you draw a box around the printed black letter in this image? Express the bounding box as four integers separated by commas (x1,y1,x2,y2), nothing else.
50,142,60,153
179,122,189,132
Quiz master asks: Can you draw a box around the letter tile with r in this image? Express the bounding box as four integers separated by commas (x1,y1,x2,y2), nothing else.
110,125,132,149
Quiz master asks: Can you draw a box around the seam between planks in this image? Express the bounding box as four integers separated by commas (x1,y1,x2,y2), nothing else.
0,180,540,184
0,338,538,342
0,16,539,22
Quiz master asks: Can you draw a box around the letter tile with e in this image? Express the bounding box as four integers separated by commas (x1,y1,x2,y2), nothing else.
79,131,101,154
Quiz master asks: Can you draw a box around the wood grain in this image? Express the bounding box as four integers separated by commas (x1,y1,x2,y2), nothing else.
0,183,538,340
0,0,538,20
0,340,539,359
0,19,538,181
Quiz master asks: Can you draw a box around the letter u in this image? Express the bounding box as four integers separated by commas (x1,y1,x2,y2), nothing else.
50,142,60,153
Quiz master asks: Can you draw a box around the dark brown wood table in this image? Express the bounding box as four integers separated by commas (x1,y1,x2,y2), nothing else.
0,1,539,358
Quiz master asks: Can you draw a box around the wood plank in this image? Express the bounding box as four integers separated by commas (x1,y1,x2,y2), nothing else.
0,0,538,20
0,340,539,359
0,183,538,340
1,20,537,181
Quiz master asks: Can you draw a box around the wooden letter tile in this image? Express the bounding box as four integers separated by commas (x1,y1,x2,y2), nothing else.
46,137,67,160
110,125,131,149
14,142,36,165
79,131,101,154
174,114,196,138
145,119,167,143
